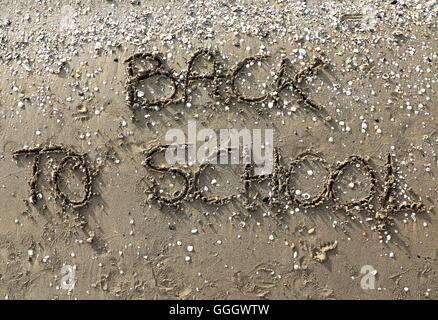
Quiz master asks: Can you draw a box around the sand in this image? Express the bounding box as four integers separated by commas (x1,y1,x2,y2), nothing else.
0,0,437,299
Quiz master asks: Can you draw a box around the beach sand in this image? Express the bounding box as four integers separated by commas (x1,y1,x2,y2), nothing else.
0,0,437,299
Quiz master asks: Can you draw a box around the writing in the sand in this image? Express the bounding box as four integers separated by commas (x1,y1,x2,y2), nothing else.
12,143,428,235
124,49,326,116
143,144,427,233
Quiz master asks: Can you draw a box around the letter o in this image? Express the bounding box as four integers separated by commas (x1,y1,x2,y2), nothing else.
53,154,93,208
328,156,376,210
286,151,331,207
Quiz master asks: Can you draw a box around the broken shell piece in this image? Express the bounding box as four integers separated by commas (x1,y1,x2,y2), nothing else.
312,241,338,263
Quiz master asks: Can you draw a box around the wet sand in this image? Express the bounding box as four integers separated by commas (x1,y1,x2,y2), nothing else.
0,0,437,299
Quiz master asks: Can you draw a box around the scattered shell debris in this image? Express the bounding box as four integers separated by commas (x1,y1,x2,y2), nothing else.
0,0,436,300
